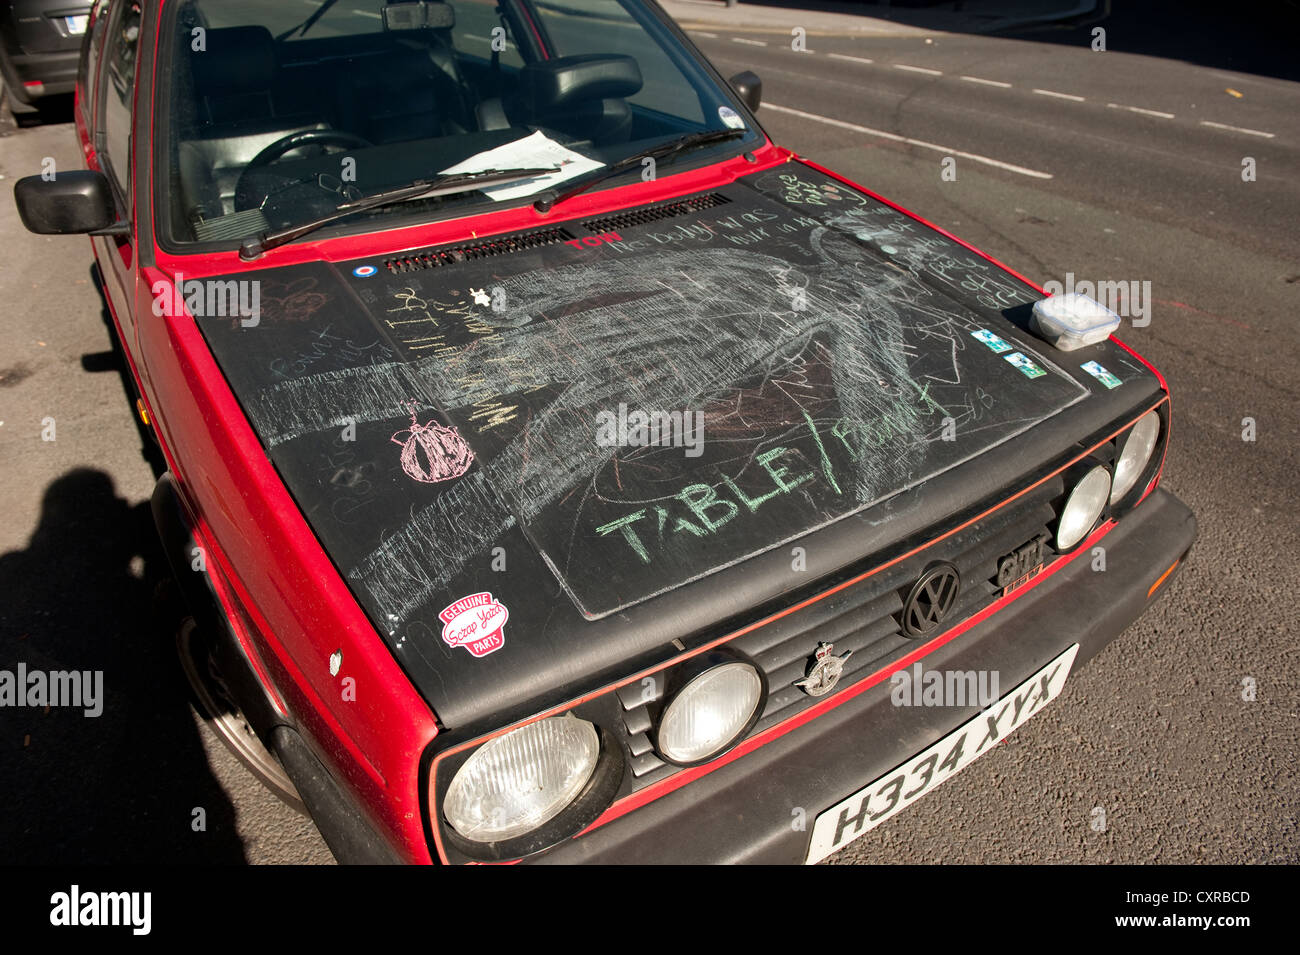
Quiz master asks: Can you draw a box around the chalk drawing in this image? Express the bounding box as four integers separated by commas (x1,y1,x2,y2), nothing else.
391,406,475,484
208,170,1090,626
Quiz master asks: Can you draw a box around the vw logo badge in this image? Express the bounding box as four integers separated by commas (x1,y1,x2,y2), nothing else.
901,563,961,637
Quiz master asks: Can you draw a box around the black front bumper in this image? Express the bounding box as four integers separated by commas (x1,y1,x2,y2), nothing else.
529,488,1197,864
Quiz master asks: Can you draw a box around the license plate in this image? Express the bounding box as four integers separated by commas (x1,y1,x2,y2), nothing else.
65,15,88,35
806,643,1079,864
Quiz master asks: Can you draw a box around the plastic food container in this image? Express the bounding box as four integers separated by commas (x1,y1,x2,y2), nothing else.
1031,293,1121,351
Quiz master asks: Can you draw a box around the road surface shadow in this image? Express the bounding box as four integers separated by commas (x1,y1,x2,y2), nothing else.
0,91,74,134
0,468,247,863
85,262,168,477
734,0,1300,82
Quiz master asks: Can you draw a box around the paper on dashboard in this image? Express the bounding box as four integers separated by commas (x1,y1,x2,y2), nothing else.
439,131,604,201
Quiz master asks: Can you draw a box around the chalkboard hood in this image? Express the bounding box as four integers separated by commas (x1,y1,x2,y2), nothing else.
193,165,1160,728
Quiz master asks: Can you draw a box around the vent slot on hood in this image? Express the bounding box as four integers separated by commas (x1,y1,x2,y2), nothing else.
384,226,576,273
581,192,731,234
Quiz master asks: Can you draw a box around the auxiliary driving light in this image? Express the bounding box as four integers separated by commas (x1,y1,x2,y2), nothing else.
1110,411,1160,504
1056,464,1112,551
657,661,763,765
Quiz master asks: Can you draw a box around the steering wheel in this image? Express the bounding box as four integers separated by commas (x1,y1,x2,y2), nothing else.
234,129,374,212
246,128,373,169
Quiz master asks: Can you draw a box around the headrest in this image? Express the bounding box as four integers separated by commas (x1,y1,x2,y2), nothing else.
519,54,643,112
191,26,276,96
426,1,456,29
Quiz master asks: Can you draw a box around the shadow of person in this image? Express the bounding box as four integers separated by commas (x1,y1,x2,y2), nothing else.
85,262,167,478
0,468,246,863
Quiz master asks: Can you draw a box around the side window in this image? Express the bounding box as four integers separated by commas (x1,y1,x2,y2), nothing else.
451,0,524,68
80,0,113,129
101,0,142,195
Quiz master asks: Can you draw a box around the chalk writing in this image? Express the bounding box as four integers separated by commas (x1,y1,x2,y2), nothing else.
269,324,389,380
202,166,1091,627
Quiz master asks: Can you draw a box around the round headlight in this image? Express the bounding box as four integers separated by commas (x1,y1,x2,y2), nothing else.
1110,411,1160,503
657,662,762,764
444,713,599,843
1057,465,1111,551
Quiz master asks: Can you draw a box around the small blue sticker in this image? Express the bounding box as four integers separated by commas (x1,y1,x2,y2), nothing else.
353,264,377,278
1080,360,1122,389
1005,352,1047,379
971,328,1013,354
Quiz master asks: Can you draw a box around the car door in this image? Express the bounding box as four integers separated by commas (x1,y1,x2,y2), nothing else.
89,0,141,350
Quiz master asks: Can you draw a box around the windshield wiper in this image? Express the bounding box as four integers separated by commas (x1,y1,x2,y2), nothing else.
276,0,342,42
238,167,560,260
532,128,747,213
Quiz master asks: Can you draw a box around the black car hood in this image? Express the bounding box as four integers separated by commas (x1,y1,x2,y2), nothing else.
194,164,1154,728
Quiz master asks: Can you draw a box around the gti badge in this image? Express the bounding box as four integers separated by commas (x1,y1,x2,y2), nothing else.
796,643,853,697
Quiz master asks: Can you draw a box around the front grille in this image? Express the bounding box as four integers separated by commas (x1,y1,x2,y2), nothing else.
618,477,1063,783
580,192,731,234
383,226,575,273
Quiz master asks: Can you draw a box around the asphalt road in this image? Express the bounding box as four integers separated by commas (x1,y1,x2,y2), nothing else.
1,6,1296,865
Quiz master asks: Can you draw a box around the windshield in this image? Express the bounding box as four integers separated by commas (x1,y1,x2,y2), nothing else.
158,0,760,249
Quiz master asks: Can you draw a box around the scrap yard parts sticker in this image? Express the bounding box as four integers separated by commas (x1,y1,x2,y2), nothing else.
439,592,509,658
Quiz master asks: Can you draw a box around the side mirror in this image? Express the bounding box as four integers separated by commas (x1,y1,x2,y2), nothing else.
13,170,126,236
729,70,762,113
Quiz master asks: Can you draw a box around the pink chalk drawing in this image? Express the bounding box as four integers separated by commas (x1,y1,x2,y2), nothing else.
391,408,474,484
439,592,508,658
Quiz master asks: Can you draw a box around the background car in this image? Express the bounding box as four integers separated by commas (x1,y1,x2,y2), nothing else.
0,0,93,122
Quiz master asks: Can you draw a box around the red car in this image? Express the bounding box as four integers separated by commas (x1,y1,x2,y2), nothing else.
15,0,1195,864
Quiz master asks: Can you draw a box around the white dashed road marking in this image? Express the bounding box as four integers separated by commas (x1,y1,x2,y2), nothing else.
1033,88,1085,101
1107,103,1176,119
764,102,1053,179
699,38,1274,144
1199,120,1276,138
